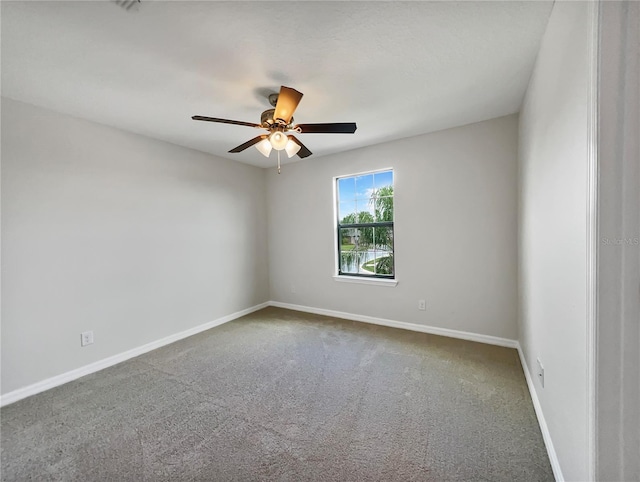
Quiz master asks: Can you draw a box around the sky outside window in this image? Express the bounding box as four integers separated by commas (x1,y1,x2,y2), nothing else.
338,170,393,222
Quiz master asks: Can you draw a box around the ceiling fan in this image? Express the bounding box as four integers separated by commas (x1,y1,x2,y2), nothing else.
192,86,357,172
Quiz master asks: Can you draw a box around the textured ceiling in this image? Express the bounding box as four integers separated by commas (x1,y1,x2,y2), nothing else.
1,1,552,168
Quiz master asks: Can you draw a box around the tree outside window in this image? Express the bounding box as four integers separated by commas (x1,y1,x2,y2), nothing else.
336,170,394,278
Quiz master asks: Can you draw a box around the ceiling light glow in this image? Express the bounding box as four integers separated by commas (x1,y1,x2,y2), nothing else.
269,131,288,150
255,138,272,157
285,138,301,158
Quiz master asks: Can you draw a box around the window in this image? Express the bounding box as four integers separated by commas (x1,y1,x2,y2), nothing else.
336,169,394,278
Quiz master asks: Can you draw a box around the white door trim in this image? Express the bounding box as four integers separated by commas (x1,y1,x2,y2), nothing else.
585,1,600,480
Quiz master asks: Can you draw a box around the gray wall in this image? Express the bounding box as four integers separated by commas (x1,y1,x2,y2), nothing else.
518,2,590,480
267,114,519,340
597,1,640,480
1,98,269,394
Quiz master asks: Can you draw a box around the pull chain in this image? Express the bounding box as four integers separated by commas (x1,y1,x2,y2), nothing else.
277,150,281,174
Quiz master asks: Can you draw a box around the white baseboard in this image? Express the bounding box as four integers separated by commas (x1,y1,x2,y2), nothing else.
516,343,564,482
268,301,518,348
0,302,270,407
2,299,561,482
269,301,561,479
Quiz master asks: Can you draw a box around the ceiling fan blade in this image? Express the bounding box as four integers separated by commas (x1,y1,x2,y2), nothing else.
295,122,357,134
228,135,268,153
273,86,303,124
192,116,261,128
289,135,313,159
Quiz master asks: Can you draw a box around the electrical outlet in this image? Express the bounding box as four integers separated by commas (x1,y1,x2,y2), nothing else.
418,300,426,311
81,331,94,347
536,357,544,388
290,284,297,294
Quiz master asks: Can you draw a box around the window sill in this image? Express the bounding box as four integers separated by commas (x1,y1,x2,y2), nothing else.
333,275,398,287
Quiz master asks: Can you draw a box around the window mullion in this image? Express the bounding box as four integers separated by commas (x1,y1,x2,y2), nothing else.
336,169,394,278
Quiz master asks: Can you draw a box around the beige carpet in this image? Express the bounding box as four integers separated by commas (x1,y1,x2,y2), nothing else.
1,307,553,481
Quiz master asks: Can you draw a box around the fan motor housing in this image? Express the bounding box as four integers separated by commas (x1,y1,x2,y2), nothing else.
260,109,275,126
261,109,293,127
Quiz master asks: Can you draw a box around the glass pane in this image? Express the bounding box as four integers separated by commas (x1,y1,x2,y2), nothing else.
339,201,357,224
354,174,374,199
374,170,393,190
353,199,361,222
337,170,394,278
337,177,355,204
372,227,394,275
354,174,374,217
373,196,394,222
339,227,355,251
339,227,362,274
374,226,393,251
356,209,374,224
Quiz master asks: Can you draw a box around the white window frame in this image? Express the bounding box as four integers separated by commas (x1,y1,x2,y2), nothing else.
332,168,397,287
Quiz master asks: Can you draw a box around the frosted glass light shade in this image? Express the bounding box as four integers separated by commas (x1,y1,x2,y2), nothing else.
255,138,272,157
269,131,288,150
285,138,301,158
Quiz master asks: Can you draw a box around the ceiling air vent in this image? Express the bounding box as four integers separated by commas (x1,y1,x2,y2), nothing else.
114,0,140,12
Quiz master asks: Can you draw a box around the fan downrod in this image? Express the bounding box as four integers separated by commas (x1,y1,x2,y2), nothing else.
191,85,357,162
268,93,279,107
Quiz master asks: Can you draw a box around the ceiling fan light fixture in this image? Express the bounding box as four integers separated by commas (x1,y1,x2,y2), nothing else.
192,85,355,163
269,130,288,150
255,138,272,157
285,138,301,158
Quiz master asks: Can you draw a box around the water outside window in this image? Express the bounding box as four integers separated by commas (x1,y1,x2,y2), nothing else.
337,170,394,277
